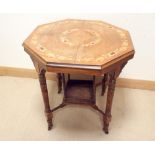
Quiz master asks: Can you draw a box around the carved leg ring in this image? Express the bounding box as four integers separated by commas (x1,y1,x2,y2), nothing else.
57,73,62,94
39,70,53,130
103,72,116,134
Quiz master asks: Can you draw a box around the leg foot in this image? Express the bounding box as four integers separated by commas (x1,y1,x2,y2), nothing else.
103,121,109,134
58,90,61,94
103,128,109,134
103,115,111,134
48,124,53,130
46,111,53,130
47,119,53,130
57,73,62,94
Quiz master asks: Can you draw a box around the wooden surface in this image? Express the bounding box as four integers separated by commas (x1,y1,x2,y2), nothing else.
23,19,134,68
64,80,95,104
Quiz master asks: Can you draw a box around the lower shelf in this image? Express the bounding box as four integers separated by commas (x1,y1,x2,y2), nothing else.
64,79,95,105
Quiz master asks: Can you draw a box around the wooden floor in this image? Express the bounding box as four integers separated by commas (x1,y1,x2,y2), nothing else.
0,76,155,140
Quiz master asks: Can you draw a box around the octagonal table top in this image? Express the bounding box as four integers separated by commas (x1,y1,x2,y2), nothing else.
23,19,134,71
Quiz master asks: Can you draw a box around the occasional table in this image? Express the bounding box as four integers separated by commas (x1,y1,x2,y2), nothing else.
23,19,135,133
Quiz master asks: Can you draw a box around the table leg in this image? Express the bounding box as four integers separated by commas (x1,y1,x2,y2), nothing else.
101,73,108,96
39,70,53,130
57,73,62,94
103,62,128,133
103,71,116,134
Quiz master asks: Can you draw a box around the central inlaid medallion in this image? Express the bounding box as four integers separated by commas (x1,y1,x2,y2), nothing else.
60,28,101,47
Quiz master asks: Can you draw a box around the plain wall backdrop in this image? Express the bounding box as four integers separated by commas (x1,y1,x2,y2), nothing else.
0,13,155,81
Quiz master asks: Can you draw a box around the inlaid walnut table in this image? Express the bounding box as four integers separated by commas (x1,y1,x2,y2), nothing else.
23,19,135,134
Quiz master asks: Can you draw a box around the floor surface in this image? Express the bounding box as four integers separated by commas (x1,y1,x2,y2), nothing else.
0,76,155,141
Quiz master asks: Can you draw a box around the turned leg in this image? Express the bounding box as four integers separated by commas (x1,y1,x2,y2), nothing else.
103,63,128,134
39,70,53,130
57,73,62,94
103,71,116,134
101,73,108,96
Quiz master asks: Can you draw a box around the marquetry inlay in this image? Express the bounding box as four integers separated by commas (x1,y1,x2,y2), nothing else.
60,28,101,47
24,19,134,65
